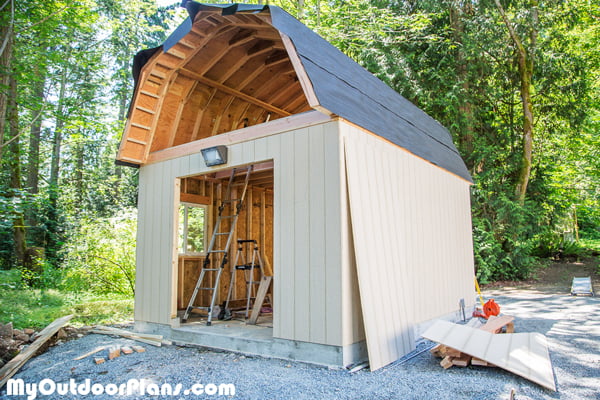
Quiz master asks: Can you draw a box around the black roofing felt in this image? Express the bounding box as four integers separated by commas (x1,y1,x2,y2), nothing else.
152,2,472,182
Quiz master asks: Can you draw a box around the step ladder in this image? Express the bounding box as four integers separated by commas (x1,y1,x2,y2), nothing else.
182,165,253,325
222,239,264,319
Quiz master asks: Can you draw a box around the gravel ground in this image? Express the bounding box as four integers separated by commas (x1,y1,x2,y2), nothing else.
3,290,599,400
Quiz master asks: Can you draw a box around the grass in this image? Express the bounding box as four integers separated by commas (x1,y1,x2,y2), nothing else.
0,269,133,330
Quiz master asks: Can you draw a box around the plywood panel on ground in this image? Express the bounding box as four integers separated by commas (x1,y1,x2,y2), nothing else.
422,320,556,391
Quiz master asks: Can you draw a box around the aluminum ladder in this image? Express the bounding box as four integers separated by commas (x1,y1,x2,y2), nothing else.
182,165,253,325
222,239,264,320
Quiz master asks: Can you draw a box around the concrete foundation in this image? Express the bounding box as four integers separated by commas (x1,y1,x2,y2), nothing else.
134,316,367,368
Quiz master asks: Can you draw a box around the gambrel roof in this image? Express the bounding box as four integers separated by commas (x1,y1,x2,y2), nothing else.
117,2,471,182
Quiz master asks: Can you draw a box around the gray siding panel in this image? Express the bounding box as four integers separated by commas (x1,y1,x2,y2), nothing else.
135,121,343,346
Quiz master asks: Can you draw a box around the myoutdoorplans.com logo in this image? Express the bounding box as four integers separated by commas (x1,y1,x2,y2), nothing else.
6,378,236,399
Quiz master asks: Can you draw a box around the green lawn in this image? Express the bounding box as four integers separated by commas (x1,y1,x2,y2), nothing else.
0,270,133,330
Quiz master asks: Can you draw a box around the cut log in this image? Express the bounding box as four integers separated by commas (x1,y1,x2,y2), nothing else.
94,357,105,365
0,315,74,389
121,346,133,355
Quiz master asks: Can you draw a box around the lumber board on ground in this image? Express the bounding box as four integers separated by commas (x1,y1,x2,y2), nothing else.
73,346,107,361
0,314,74,388
90,326,163,347
481,315,515,333
247,275,272,325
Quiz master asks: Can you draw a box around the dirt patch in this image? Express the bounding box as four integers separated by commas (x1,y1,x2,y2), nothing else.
482,256,599,294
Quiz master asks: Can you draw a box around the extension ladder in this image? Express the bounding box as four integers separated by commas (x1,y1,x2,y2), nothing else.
222,239,264,320
182,165,253,325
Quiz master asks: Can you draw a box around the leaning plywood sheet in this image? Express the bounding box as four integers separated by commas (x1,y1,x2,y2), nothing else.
422,320,556,391
344,137,416,370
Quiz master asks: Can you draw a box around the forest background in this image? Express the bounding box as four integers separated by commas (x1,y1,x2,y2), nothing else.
0,0,598,328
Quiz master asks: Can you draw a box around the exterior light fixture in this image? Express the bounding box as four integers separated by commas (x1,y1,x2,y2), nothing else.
201,145,228,167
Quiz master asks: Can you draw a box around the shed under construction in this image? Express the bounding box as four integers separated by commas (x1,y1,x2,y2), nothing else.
117,2,476,370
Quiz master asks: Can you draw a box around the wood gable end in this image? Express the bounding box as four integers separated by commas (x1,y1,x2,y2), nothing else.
117,9,324,166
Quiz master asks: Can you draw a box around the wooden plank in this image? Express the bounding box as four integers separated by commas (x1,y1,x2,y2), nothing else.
0,315,74,388
73,346,107,361
279,33,319,108
481,315,515,333
148,111,333,164
179,68,291,117
180,193,211,205
247,275,272,325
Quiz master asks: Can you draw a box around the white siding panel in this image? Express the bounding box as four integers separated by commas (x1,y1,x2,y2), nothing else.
343,123,475,370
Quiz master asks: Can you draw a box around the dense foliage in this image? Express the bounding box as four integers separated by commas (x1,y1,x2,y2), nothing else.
0,0,598,294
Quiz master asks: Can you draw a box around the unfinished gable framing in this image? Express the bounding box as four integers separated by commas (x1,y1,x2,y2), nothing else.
118,9,311,165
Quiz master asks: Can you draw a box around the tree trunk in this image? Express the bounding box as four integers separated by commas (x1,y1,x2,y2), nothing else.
0,2,13,162
27,75,45,195
47,67,68,261
494,0,538,204
74,135,85,207
449,3,475,161
7,60,25,267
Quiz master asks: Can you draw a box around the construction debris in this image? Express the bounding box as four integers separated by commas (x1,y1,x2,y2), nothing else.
94,357,105,365
91,326,163,346
132,345,146,353
108,346,121,360
73,346,107,361
422,320,556,391
0,315,74,389
121,346,134,355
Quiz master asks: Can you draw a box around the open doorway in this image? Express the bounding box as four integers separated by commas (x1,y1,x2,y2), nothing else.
174,162,274,330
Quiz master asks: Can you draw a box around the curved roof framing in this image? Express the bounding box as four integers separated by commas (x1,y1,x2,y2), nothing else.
117,2,471,182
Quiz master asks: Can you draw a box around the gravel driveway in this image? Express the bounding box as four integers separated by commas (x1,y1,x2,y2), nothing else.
3,290,599,400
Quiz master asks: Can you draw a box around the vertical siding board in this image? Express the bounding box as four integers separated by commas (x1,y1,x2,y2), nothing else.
279,132,295,339
344,131,384,366
343,122,474,370
293,130,311,342
308,125,327,344
149,163,162,323
324,124,343,346
135,166,149,321
383,145,413,354
267,134,282,339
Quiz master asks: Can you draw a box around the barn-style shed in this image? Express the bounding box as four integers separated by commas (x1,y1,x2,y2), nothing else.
117,2,476,370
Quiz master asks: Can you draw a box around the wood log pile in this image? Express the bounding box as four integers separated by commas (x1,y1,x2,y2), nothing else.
429,315,515,369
